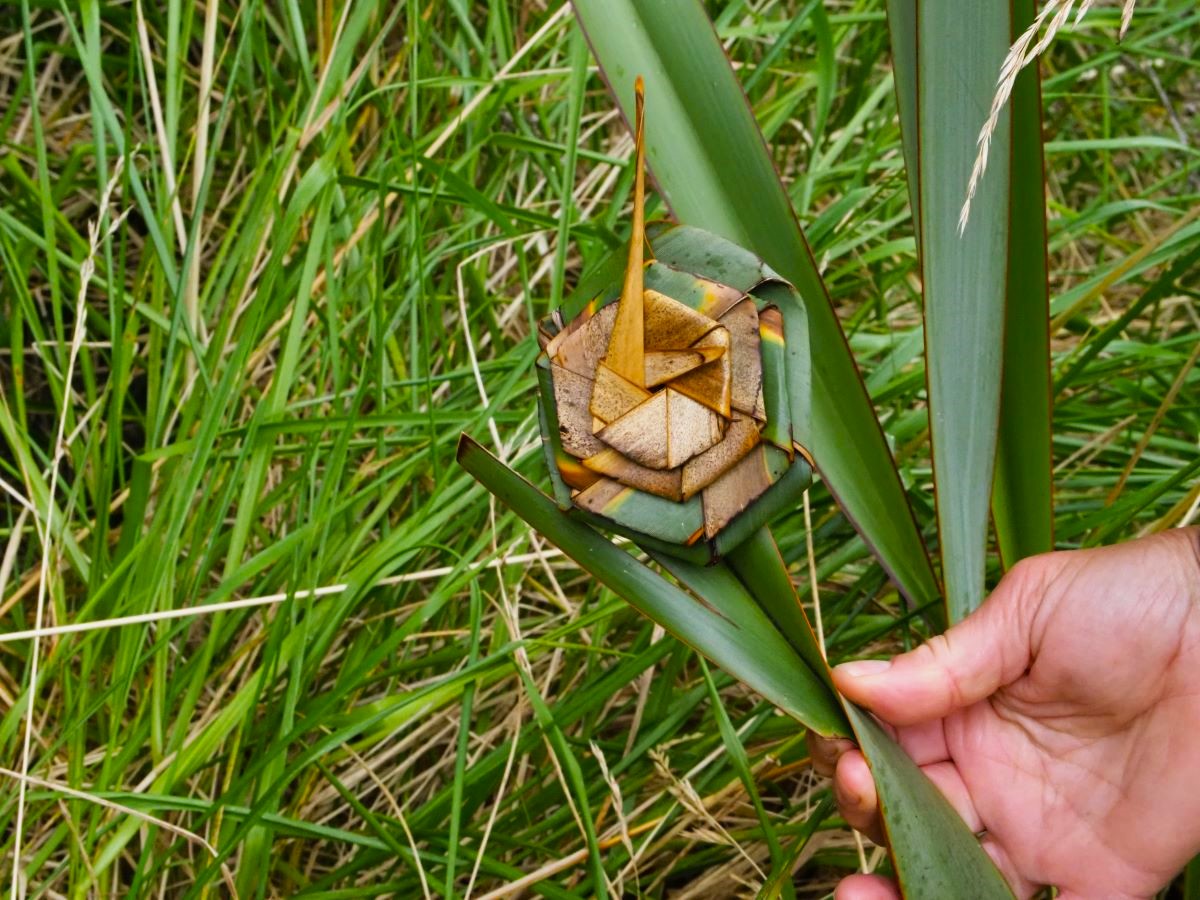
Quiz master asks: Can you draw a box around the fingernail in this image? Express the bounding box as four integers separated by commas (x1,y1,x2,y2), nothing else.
835,659,891,679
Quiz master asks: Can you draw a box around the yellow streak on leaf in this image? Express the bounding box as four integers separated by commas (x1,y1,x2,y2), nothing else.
602,77,647,386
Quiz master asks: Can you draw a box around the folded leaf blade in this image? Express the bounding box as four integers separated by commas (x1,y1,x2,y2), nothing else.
457,435,848,737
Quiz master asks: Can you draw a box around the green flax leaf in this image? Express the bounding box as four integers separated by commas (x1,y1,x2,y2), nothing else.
456,436,848,737
570,0,940,620
845,706,1015,899
992,0,1054,568
903,0,1012,623
888,0,1053,607
918,0,1012,623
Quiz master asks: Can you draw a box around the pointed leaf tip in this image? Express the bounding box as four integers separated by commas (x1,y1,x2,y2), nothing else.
603,78,649,386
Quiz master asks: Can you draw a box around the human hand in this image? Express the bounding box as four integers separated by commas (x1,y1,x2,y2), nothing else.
811,528,1200,899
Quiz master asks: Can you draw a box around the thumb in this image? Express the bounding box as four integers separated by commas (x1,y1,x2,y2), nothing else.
832,561,1042,726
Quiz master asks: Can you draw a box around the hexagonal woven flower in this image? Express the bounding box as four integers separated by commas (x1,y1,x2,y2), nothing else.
534,82,813,563
537,246,812,562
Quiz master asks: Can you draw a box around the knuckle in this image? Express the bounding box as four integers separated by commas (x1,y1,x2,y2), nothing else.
922,633,968,706
1003,554,1053,595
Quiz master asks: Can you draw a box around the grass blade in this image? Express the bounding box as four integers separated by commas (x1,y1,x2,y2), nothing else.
698,659,789,896
755,794,834,900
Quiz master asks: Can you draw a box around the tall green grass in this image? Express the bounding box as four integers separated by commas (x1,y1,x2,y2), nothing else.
0,1,1197,895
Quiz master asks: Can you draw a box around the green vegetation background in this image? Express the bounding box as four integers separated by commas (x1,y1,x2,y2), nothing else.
0,1,1197,896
